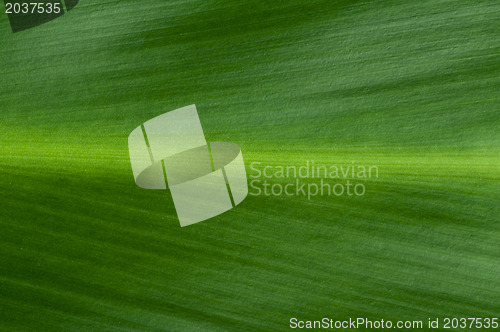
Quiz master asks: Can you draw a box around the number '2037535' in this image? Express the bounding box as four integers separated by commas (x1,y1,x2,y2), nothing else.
5,2,61,14
443,317,498,329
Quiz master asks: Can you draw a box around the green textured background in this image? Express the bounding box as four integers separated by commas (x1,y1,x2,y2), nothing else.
1,0,499,330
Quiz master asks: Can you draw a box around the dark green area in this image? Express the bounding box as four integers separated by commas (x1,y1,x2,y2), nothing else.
4,0,68,33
